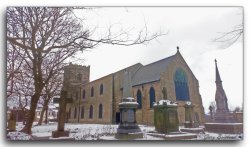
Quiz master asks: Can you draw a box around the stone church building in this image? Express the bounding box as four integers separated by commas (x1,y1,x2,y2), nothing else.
63,49,205,126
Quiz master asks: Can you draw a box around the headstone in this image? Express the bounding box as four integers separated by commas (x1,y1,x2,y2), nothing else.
184,101,198,128
7,112,16,132
154,100,179,133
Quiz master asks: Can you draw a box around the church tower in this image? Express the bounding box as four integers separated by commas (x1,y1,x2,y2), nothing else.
214,59,235,123
63,63,90,86
62,63,90,99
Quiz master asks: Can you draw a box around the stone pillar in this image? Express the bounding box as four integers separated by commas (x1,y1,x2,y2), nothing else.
52,90,70,138
115,97,143,139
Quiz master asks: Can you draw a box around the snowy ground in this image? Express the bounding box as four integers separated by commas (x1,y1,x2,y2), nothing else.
6,122,243,140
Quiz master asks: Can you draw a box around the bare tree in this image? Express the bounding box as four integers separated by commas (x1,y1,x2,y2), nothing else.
38,64,63,125
13,64,34,124
7,43,25,98
7,7,164,134
213,24,243,48
213,10,243,49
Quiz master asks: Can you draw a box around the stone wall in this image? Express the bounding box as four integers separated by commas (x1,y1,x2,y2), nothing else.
205,123,243,134
67,75,113,124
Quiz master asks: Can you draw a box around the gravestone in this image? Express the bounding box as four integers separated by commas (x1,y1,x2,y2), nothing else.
7,112,16,132
180,101,205,134
52,90,73,138
184,101,198,128
115,70,142,140
154,100,179,133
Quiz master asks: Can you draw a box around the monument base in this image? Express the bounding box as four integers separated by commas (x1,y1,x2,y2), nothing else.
184,121,199,128
214,111,236,123
180,127,204,134
52,130,70,138
147,131,197,140
115,132,143,140
205,123,243,134
115,124,143,140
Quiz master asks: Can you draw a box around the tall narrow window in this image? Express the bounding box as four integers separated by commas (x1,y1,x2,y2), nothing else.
99,104,103,119
149,87,155,108
91,87,94,97
82,89,85,99
69,108,71,118
100,84,103,95
174,68,190,101
89,105,93,119
74,107,77,119
81,106,84,119
137,90,142,109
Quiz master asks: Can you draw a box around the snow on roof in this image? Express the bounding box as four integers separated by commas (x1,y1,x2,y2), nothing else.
186,101,192,105
119,101,139,105
153,99,177,106
53,103,59,107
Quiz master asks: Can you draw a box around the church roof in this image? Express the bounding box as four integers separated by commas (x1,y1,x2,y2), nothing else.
131,55,175,86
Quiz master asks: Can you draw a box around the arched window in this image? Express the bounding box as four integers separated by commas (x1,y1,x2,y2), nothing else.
89,105,93,119
99,104,103,119
74,107,77,119
69,108,71,118
174,68,190,101
137,90,142,109
149,87,155,108
82,89,85,99
81,106,84,119
100,84,103,95
91,87,94,97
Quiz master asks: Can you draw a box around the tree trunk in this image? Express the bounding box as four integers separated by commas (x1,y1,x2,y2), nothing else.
37,105,46,125
38,98,50,125
45,105,48,124
21,94,40,134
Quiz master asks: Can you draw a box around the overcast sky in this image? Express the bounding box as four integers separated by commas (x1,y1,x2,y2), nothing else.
73,7,243,113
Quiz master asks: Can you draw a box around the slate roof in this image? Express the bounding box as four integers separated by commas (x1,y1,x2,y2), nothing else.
131,55,175,86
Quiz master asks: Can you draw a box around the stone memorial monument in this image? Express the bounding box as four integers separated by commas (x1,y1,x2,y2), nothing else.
184,101,199,128
115,70,143,140
205,59,242,134
154,99,179,133
213,59,235,123
52,90,72,138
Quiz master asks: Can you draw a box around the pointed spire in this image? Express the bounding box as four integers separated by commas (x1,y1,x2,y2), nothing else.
215,59,222,83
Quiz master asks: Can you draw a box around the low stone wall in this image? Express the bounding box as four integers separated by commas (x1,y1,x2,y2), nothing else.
204,123,243,134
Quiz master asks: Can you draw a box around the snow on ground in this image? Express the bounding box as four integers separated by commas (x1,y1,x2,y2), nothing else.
195,132,243,140
7,122,243,140
7,132,32,140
